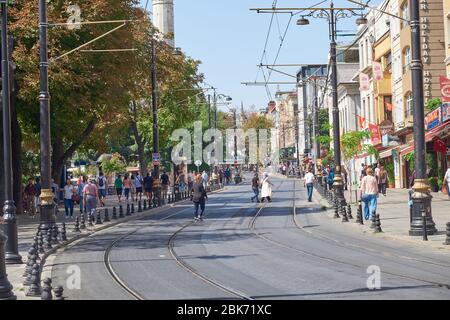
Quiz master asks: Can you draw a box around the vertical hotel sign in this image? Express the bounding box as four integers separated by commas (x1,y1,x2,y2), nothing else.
420,0,432,103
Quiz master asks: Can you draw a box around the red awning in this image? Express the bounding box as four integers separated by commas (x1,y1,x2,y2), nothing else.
400,121,450,156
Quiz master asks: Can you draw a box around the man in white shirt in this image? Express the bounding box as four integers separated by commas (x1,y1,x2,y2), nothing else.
304,169,316,202
444,167,450,199
201,171,208,188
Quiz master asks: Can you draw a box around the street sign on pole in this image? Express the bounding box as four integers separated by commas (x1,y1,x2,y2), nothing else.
152,153,160,165
195,160,202,173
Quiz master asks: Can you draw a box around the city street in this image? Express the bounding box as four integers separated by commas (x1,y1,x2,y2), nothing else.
47,176,450,300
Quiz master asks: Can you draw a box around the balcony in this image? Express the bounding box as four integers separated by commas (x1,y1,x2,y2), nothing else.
375,74,392,96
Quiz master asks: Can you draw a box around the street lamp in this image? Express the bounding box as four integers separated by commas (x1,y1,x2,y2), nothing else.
409,0,437,235
0,1,17,297
297,1,366,208
38,0,56,233
1,0,22,266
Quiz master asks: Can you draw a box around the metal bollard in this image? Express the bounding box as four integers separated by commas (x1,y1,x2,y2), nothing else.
370,211,376,229
80,214,86,229
374,214,383,233
104,208,110,222
51,225,59,244
138,201,142,212
119,205,124,218
126,203,131,216
112,207,118,219
53,286,64,300
95,210,103,225
41,278,53,300
26,264,42,297
347,204,353,219
341,202,349,223
60,223,67,241
131,203,135,214
422,209,428,241
443,222,450,245
143,200,147,210
333,200,340,219
45,229,53,250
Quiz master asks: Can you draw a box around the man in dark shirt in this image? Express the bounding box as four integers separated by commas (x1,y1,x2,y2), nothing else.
251,173,260,203
160,171,169,200
143,173,154,202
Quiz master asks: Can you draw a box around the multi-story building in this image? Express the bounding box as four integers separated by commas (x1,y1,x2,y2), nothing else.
445,0,450,76
296,64,328,165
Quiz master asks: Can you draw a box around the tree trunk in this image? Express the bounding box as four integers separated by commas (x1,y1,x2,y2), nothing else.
51,119,96,186
130,101,147,176
11,79,23,215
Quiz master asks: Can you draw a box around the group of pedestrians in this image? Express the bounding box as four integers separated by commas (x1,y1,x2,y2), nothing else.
250,172,273,203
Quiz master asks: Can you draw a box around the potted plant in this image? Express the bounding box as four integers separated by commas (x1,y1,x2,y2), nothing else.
385,162,395,188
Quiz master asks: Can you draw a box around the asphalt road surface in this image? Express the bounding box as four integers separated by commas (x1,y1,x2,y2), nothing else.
50,175,450,300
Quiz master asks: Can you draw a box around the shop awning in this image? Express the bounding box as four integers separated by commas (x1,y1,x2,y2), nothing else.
379,145,404,159
400,121,450,156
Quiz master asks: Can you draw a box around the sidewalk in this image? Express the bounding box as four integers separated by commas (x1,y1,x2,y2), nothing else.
272,172,450,250
3,193,182,300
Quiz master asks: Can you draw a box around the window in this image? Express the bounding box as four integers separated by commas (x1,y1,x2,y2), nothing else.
401,1,409,29
405,92,413,118
384,96,393,122
403,46,411,74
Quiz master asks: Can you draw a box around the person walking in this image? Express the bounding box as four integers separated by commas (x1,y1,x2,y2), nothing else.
201,171,209,189
443,167,450,199
304,169,315,202
130,174,137,202
51,179,60,209
251,172,260,203
123,174,131,202
327,167,335,190
378,166,388,196
35,177,41,215
63,179,76,219
191,174,208,221
77,176,86,213
260,172,273,203
161,171,170,200
83,179,100,219
360,167,379,220
97,172,107,207
144,172,154,201
114,174,123,203
24,179,37,217
135,173,143,201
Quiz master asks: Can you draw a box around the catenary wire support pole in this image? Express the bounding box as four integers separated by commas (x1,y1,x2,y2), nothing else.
1,0,22,265
151,30,161,206
38,0,56,235
409,0,436,236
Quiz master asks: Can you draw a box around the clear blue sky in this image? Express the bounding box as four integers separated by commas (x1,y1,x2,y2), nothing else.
141,0,381,111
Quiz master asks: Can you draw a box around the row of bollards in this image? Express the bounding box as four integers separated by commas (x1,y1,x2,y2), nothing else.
23,225,68,299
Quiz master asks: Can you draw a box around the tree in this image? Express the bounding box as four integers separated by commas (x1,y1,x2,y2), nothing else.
11,0,146,186
101,153,127,176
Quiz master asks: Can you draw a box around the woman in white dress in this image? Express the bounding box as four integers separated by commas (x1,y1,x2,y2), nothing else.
260,172,274,203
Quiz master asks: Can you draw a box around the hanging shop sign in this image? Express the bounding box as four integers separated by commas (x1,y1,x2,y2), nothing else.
440,76,450,103
442,103,450,123
379,119,394,135
373,61,384,81
359,73,369,91
424,107,441,131
369,123,381,145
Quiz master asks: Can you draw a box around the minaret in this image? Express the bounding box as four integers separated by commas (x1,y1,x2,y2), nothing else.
153,0,175,47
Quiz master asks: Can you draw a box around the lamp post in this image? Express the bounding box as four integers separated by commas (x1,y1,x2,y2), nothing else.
0,0,17,297
409,0,436,235
38,0,56,233
1,0,22,265
295,1,366,208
